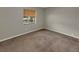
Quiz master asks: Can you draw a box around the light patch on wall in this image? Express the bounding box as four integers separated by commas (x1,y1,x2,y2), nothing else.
23,9,36,24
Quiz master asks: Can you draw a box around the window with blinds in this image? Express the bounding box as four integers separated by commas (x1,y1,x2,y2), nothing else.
23,9,36,24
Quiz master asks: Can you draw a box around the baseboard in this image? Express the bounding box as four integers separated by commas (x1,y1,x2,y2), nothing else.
1,27,79,42
46,28,79,39
0,27,43,42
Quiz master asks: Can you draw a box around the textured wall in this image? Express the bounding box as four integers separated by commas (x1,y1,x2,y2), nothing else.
0,7,45,40
45,7,79,39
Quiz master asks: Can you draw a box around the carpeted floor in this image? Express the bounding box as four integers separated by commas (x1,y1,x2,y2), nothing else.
0,29,79,52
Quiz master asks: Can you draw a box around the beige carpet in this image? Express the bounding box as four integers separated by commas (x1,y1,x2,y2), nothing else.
0,29,79,52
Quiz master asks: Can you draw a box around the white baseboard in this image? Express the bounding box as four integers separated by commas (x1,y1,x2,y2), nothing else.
46,28,79,39
0,27,43,42
1,27,79,42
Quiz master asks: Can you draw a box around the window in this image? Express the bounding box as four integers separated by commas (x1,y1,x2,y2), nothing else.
23,9,36,24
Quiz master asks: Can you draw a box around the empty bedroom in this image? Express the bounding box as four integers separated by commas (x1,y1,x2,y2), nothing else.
0,7,79,52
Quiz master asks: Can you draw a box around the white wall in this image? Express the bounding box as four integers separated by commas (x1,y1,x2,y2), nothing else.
0,7,79,41
45,7,79,39
0,7,45,41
